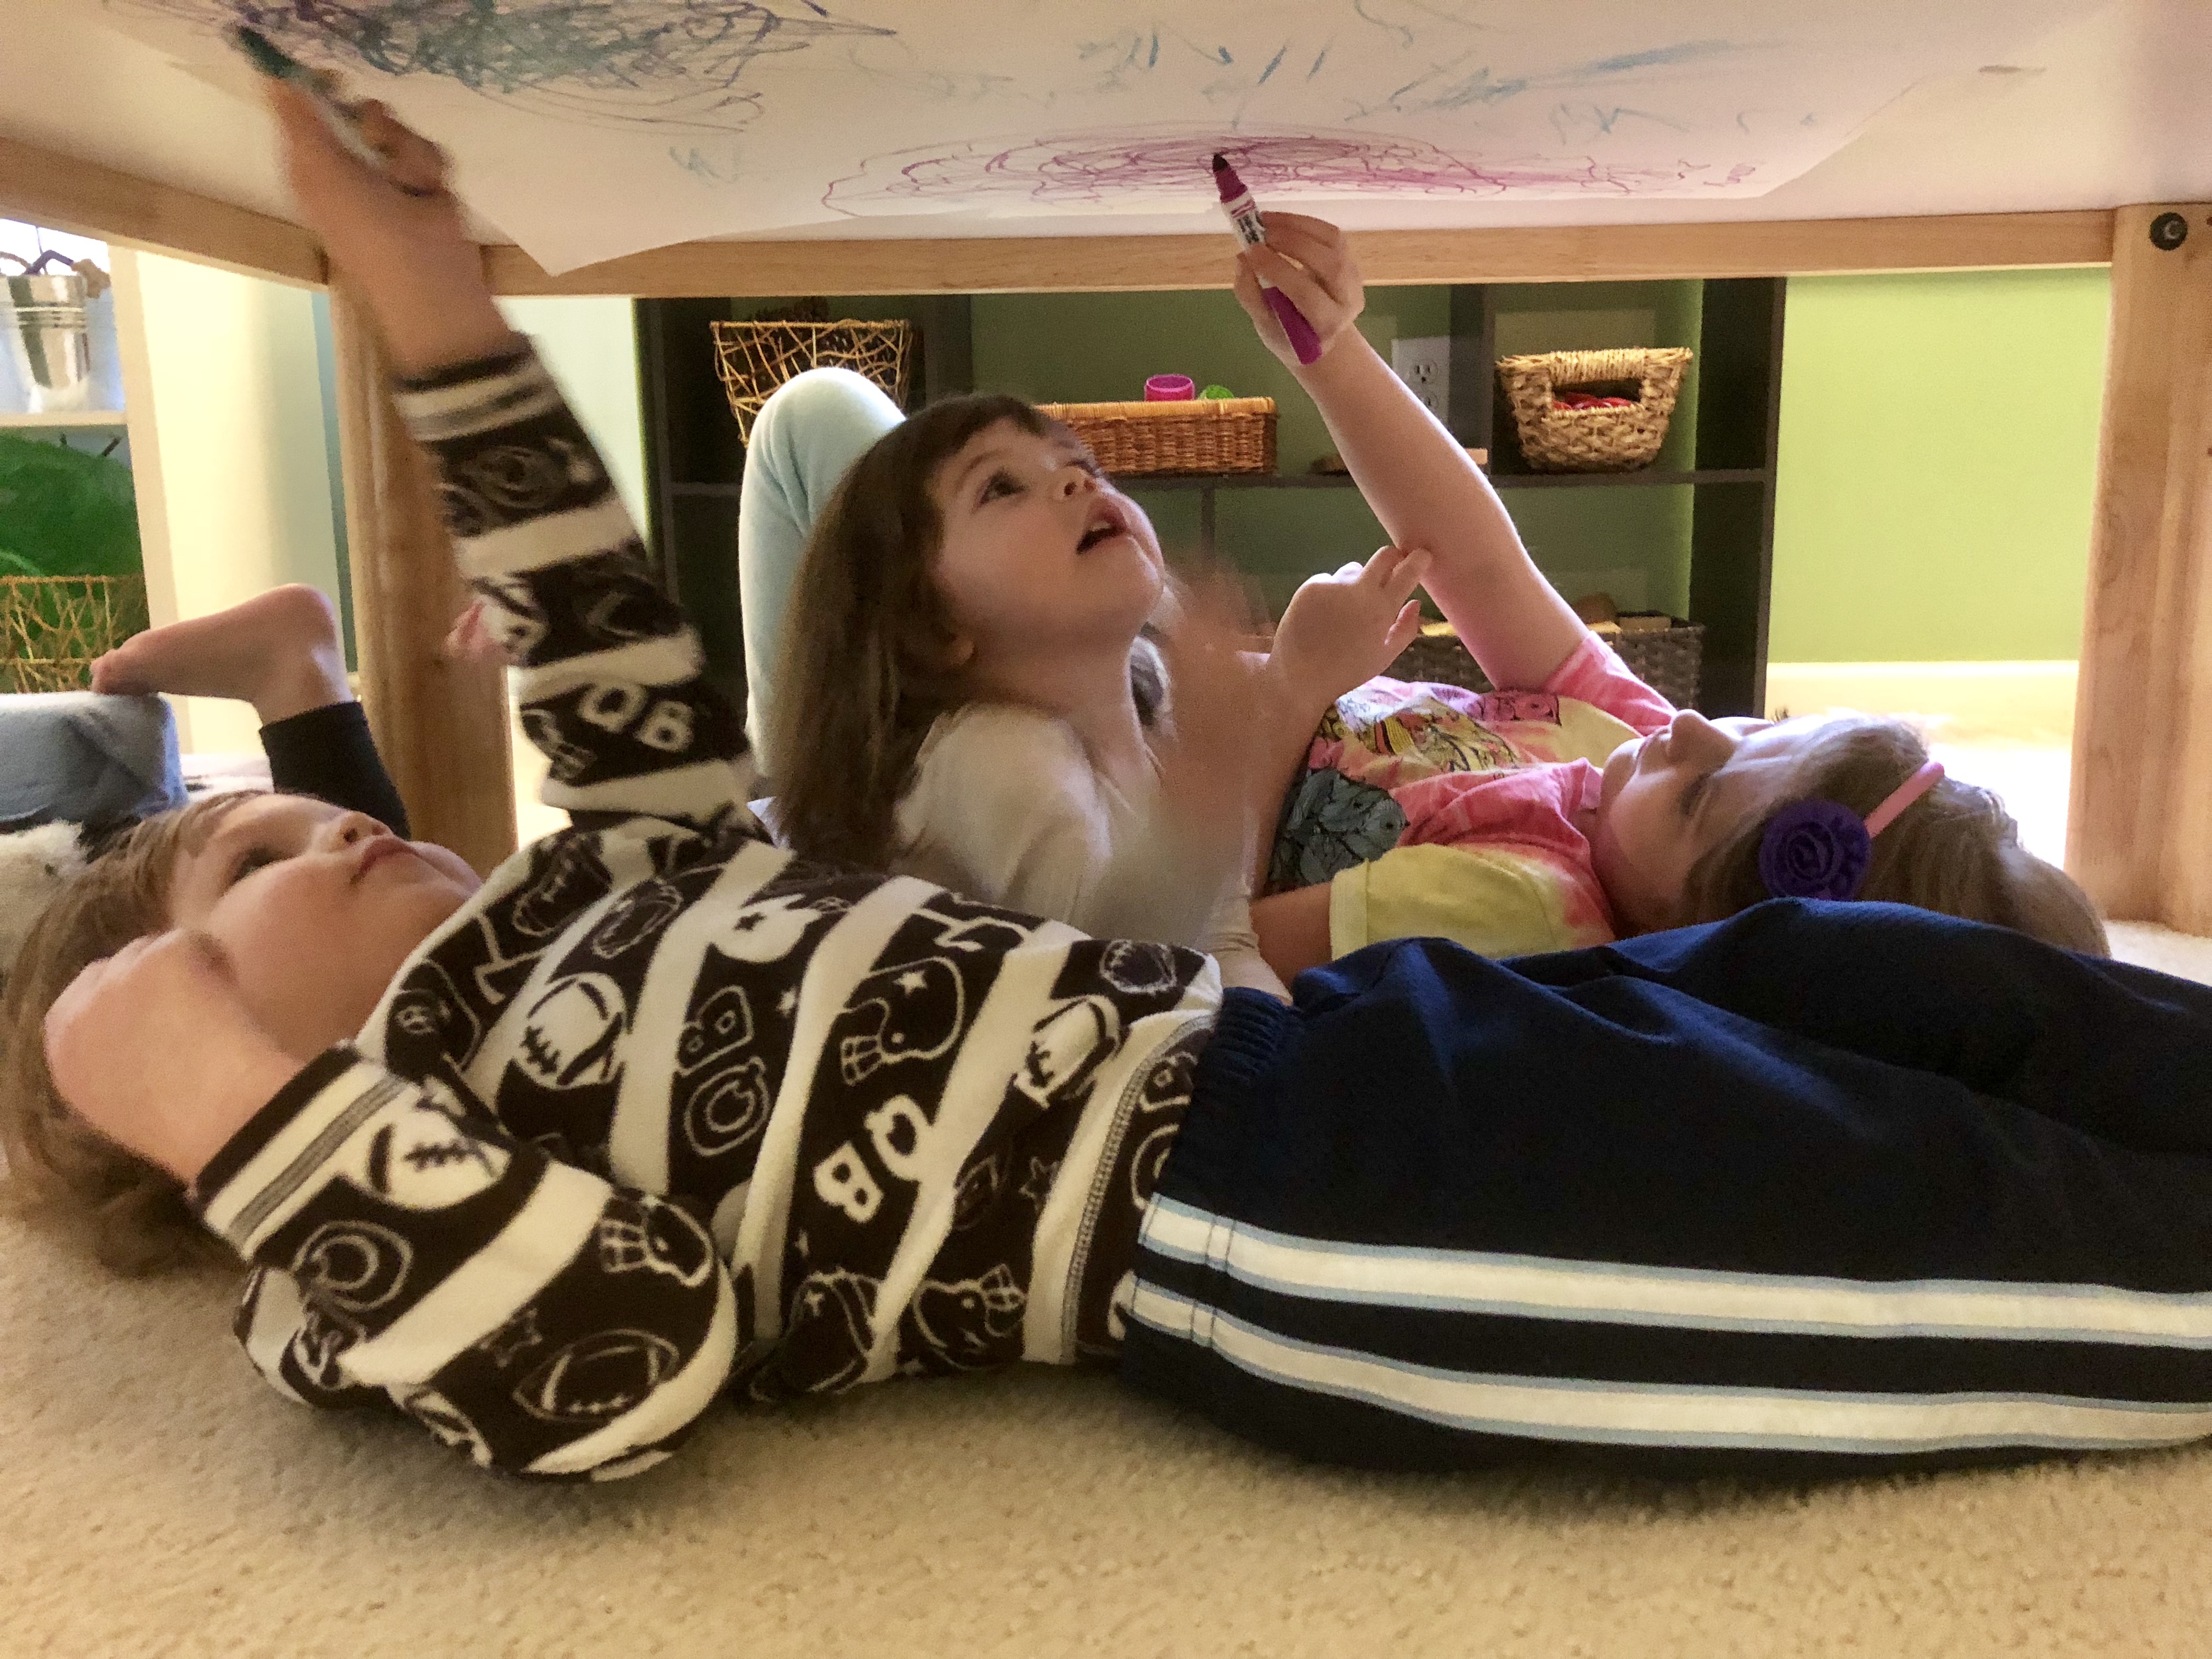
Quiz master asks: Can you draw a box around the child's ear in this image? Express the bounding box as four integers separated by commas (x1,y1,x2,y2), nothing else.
942,635,977,670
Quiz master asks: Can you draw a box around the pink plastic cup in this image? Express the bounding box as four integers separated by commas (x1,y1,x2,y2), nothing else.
1144,374,1197,402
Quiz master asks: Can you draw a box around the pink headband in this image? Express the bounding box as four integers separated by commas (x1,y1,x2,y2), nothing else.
1864,760,1946,838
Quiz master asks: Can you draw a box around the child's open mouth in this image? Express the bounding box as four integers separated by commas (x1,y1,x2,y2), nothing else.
1076,506,1125,554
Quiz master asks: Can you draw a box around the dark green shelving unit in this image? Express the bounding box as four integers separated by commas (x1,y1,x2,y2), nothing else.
635,276,1783,719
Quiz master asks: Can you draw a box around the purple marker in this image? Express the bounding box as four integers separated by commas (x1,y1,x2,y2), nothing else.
1212,153,1322,365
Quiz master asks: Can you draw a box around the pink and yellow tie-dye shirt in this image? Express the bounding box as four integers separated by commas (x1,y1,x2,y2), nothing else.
1265,632,1677,961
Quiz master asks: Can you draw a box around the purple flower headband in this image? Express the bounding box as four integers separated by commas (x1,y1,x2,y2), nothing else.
1756,760,1945,901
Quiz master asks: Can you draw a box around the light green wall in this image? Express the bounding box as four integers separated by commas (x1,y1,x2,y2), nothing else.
1770,268,2109,662
123,250,343,755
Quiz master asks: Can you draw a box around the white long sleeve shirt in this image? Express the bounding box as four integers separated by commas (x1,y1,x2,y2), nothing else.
897,704,1288,1000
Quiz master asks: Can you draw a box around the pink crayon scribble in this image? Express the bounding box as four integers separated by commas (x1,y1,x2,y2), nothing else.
824,127,1727,214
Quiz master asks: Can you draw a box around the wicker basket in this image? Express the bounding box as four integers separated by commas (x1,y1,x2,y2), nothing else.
0,574,149,692
1034,398,1276,476
712,319,916,442
1388,615,1705,710
1496,347,1692,473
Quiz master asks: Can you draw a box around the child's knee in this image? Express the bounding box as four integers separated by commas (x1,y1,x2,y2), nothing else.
748,369,906,515
754,368,902,449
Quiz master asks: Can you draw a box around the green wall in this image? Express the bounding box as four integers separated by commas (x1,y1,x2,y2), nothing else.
1769,268,2109,662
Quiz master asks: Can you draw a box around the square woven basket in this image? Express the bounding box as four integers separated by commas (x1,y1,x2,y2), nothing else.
712,319,916,442
1496,347,1692,473
1034,398,1276,476
1389,616,1705,710
0,574,149,692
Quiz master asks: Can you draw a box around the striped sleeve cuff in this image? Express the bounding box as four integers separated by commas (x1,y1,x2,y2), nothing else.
187,1046,411,1259
390,343,561,440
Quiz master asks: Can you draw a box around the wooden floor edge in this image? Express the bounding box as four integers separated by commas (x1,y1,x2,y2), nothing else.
0,132,323,286
486,208,2117,297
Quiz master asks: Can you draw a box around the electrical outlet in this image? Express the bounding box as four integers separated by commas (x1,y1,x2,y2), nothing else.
1390,335,1451,417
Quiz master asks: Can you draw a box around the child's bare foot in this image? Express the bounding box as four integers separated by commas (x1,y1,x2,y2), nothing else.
92,585,352,725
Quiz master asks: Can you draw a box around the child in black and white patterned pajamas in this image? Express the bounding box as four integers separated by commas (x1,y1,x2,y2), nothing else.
11,84,2212,1485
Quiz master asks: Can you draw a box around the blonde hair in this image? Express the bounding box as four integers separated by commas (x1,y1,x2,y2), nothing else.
1679,716,2107,955
0,795,255,1276
767,394,1164,871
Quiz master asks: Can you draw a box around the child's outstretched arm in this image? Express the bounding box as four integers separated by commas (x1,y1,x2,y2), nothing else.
275,86,757,836
1233,216,1589,693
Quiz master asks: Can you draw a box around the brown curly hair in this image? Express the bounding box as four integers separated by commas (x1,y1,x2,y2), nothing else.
0,795,255,1277
1679,716,2107,955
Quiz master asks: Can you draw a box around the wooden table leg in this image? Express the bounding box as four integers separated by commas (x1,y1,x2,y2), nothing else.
329,289,517,876
2067,204,2212,932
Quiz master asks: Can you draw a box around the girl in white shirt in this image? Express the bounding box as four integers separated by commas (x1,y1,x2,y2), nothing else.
741,366,1424,999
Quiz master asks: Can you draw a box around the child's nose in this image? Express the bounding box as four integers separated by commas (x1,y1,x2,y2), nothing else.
1668,710,1735,765
326,812,392,850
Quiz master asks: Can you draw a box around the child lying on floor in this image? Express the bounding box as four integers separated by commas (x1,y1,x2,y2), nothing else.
0,588,409,989
7,86,2212,1486
1226,216,2103,974
738,222,2102,986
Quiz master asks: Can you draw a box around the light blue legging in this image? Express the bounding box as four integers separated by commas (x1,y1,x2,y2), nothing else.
737,367,905,782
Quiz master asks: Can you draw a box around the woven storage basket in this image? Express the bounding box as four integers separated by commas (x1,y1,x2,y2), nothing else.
1034,398,1276,476
712,319,916,442
0,574,149,692
1388,615,1705,709
1496,347,1692,473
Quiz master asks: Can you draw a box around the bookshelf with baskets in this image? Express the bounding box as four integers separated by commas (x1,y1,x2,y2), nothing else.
634,275,1781,719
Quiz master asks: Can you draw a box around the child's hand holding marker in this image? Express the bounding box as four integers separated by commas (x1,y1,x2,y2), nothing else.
243,35,517,375
1226,210,1368,373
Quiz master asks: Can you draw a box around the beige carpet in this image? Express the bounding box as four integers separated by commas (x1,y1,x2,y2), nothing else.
4,927,2208,1659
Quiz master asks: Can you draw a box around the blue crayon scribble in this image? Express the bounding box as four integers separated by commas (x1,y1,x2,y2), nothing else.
672,144,744,181
1552,102,1690,141
1350,0,1415,52
1580,41,1736,76
1351,37,1747,122
1259,42,1286,82
125,0,893,133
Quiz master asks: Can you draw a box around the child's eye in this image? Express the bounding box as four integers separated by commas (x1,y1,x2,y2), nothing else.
1680,773,1712,819
981,471,1019,503
231,847,280,885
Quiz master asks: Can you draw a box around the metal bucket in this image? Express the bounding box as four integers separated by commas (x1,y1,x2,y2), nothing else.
3,272,93,413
